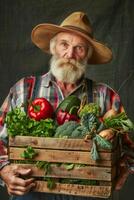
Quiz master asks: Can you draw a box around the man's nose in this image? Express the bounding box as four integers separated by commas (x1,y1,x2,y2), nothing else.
66,47,75,59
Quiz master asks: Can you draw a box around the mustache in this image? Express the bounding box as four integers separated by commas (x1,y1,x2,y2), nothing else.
51,56,86,70
55,57,77,65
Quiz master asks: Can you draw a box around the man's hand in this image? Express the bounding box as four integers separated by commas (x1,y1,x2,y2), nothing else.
115,165,129,190
0,164,36,196
115,155,131,190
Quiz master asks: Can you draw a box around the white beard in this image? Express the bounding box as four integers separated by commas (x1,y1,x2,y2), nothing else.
50,56,87,83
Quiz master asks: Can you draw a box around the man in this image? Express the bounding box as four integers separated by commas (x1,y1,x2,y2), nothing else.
0,11,132,200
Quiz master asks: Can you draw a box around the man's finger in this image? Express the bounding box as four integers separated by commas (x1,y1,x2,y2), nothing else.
115,166,129,190
8,182,36,196
10,176,35,187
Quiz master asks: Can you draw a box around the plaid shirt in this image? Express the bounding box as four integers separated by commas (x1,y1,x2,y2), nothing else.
0,71,122,169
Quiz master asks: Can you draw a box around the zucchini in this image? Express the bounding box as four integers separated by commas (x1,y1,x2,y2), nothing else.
56,95,81,114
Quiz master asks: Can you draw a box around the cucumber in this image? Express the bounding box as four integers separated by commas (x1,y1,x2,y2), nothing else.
56,95,81,114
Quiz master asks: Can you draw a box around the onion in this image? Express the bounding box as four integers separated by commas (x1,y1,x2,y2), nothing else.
99,129,115,140
103,108,117,119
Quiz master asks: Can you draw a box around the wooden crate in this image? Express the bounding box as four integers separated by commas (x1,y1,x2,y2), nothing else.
8,136,119,198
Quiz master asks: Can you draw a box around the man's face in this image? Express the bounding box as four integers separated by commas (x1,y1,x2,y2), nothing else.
54,32,88,62
50,32,90,83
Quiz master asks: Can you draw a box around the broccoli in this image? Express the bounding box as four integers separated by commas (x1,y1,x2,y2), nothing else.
54,121,80,138
70,126,84,138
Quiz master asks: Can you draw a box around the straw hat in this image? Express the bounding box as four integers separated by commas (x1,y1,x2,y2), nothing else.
31,11,112,64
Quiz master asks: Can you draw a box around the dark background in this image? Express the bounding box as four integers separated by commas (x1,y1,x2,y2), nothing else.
0,0,134,199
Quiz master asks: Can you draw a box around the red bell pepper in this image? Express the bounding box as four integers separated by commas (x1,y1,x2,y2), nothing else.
56,109,79,125
28,97,54,121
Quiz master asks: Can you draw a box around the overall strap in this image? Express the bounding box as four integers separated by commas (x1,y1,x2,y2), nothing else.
85,78,93,103
31,75,41,100
24,76,41,112
23,76,36,112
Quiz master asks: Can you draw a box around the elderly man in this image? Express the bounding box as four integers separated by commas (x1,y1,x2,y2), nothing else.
0,11,131,200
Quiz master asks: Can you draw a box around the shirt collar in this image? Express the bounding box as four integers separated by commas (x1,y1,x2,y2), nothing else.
41,71,86,90
41,71,55,87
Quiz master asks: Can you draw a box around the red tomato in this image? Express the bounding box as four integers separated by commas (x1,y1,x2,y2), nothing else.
28,98,54,121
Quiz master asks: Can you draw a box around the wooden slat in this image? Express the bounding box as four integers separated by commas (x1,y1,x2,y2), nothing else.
34,181,112,198
9,147,113,166
9,136,113,152
11,163,116,181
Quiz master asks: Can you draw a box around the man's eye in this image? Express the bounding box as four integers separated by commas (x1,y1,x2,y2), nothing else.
61,42,68,48
75,46,85,52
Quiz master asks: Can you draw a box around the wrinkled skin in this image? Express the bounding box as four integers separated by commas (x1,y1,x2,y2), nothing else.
0,164,35,196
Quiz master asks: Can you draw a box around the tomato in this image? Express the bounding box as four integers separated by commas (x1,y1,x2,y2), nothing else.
28,98,54,121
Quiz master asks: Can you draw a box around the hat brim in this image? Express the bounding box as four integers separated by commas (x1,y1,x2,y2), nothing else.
31,24,112,64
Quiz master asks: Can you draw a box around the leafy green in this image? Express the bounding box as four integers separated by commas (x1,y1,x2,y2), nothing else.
81,113,100,131
5,107,56,137
91,139,100,161
26,118,56,137
5,107,28,136
21,146,38,159
90,133,112,161
104,112,134,132
36,161,52,175
46,178,56,190
94,134,112,150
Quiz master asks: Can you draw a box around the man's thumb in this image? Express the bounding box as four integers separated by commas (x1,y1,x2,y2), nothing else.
16,168,32,176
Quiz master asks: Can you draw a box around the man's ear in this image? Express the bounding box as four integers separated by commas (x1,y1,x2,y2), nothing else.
49,37,56,55
49,45,55,55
